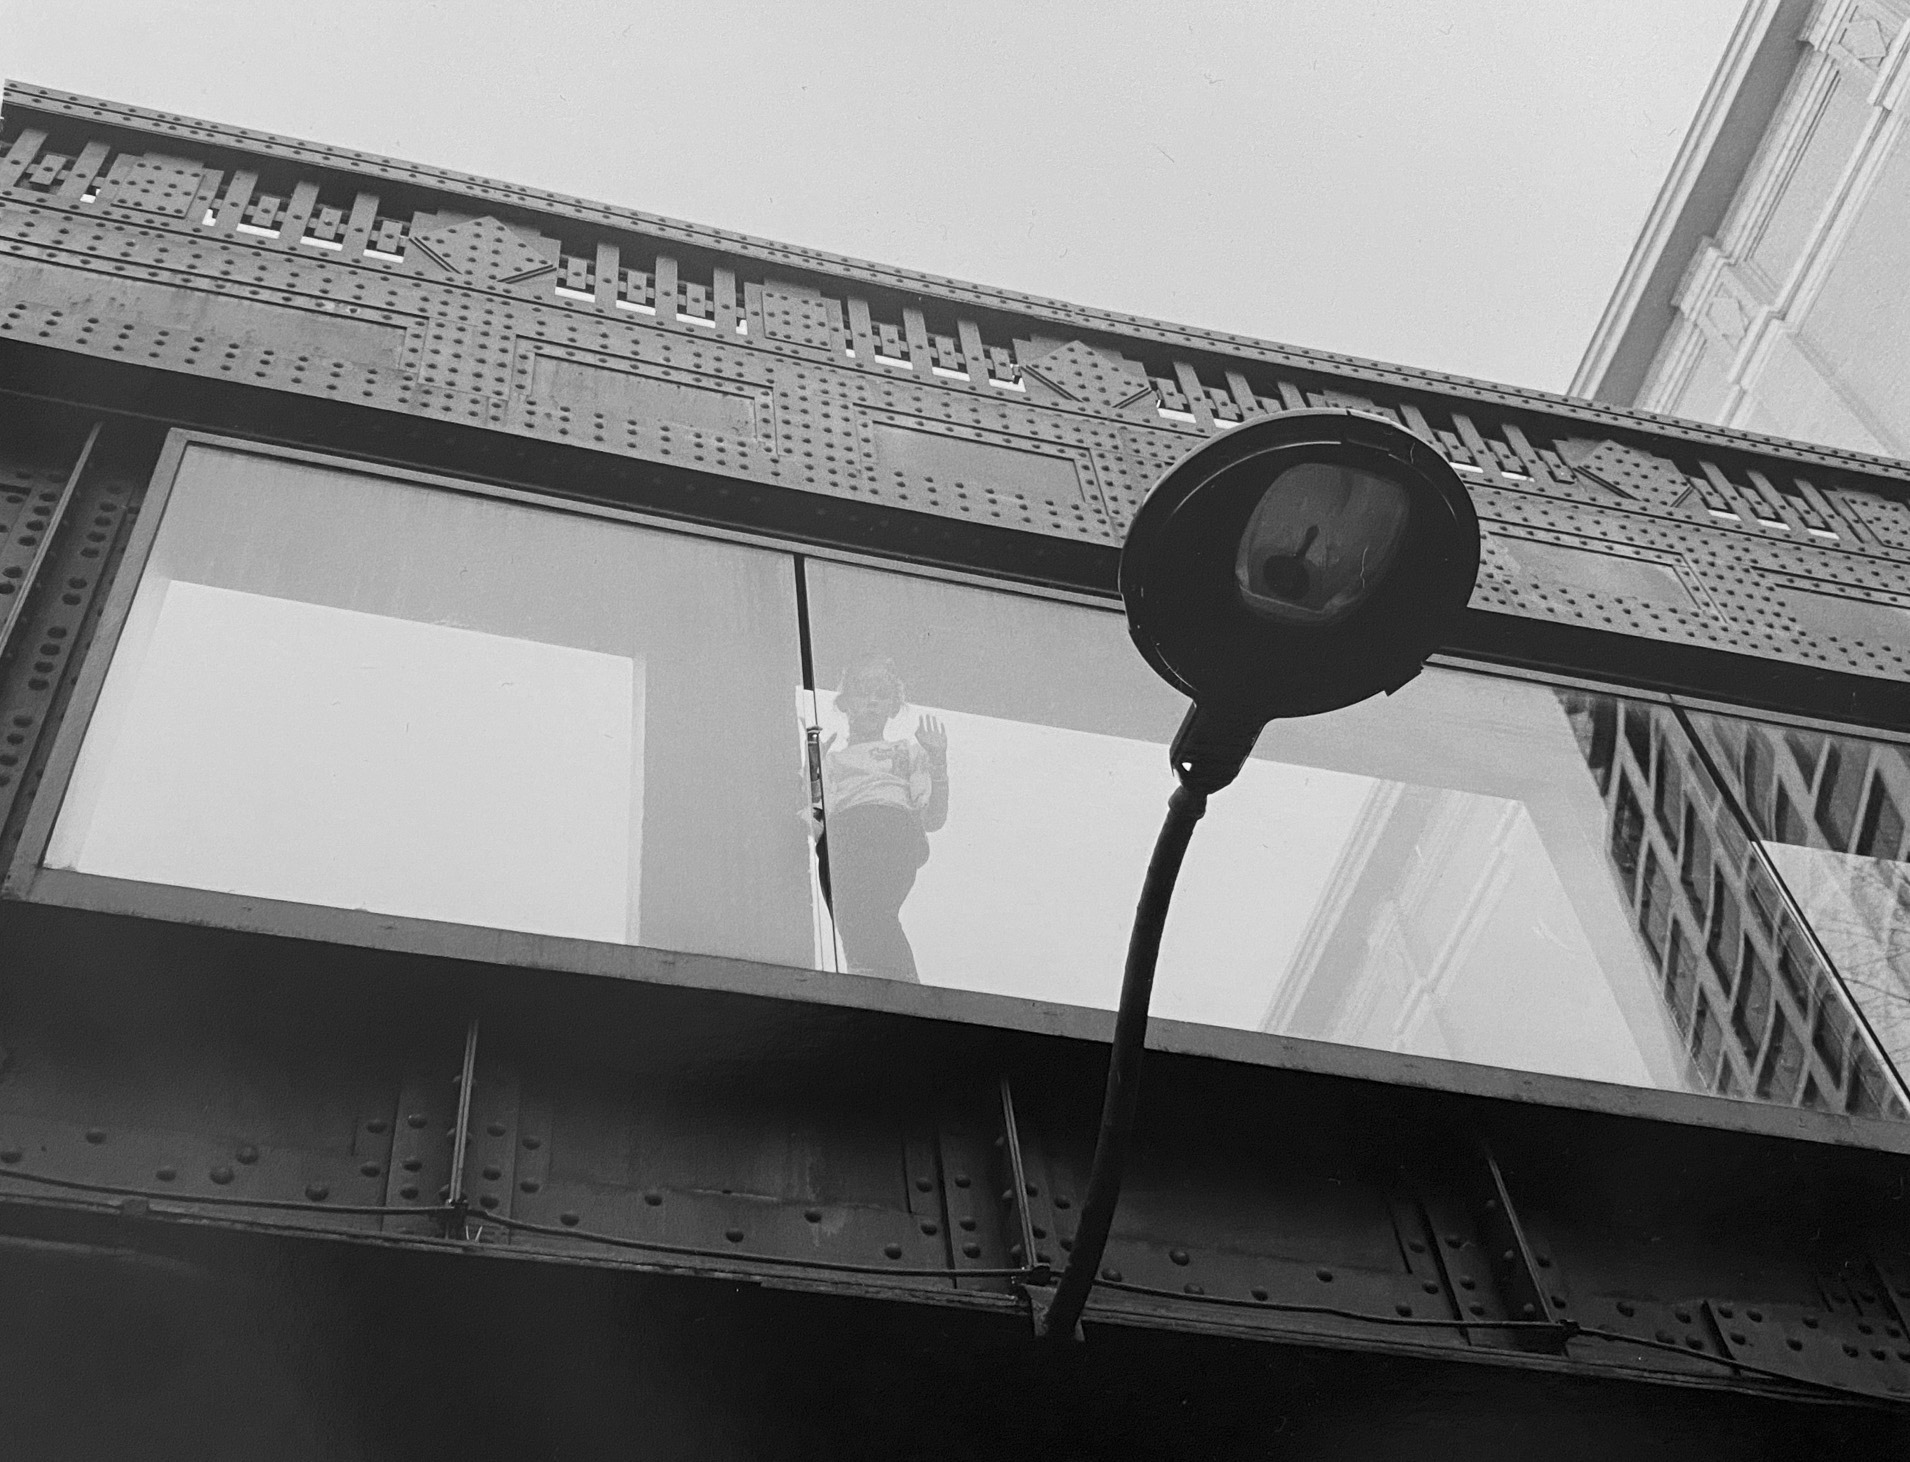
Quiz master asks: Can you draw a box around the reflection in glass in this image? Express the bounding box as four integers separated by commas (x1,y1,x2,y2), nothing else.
803,561,1905,1117
812,656,949,980
47,446,814,964
1682,709,1910,1111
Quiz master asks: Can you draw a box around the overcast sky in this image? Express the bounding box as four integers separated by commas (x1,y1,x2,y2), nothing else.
3,1,1744,392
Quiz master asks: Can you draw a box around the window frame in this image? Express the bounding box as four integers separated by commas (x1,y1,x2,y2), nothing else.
9,427,1910,1158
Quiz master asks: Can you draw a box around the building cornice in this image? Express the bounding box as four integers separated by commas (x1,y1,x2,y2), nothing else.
1570,0,1817,405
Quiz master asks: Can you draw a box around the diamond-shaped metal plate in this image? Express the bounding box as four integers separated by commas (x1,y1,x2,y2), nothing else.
1019,340,1154,414
101,154,204,218
409,215,555,285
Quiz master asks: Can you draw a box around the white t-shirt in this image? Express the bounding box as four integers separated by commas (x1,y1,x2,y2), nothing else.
824,737,933,816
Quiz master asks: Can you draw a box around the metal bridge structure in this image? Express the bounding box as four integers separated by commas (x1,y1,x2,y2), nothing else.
2,83,1910,1458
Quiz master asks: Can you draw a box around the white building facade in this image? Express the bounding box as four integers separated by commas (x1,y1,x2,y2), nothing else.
1575,0,1910,456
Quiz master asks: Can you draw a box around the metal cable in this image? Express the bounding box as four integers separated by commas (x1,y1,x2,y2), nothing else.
1095,1277,1569,1334
1096,1278,1900,1405
1,1166,1895,1402
0,1165,421,1218
480,1210,1040,1282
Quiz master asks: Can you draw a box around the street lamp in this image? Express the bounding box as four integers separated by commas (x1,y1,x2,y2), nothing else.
1039,408,1481,1340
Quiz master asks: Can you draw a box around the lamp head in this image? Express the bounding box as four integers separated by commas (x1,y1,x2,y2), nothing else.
1119,408,1480,789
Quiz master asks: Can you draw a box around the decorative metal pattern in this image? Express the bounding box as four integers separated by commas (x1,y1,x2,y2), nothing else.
1,84,1908,698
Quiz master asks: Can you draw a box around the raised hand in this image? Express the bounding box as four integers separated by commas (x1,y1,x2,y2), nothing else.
914,715,948,764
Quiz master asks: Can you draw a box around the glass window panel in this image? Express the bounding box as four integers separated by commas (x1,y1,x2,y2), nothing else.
809,561,1876,1108
1685,710,1910,1111
45,445,814,964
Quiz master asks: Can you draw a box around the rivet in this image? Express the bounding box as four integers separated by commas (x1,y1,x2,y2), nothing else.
487,1122,506,1137
1032,1224,1047,1239
1251,1288,1269,1301
1502,1249,1515,1264
884,1243,903,1259
406,1113,427,1129
1674,1307,1692,1323
643,1190,663,1206
1184,1282,1204,1295
1535,1254,1552,1268
920,1221,939,1236
1001,1189,1015,1205
1054,1195,1071,1209
1445,1234,1464,1249
1550,1293,1567,1308
914,1176,933,1192
0,1149,21,1164
305,1183,329,1201
1169,1249,1190,1266
84,1128,106,1145
1731,1331,1748,1344
1803,1315,1820,1328
154,1166,176,1182
1688,1337,1706,1351
209,1166,234,1185
1459,1277,1476,1291
401,1157,421,1172
361,1163,381,1178
1407,1240,1426,1254
1859,1322,1875,1336
522,1136,542,1150
482,1165,501,1181
1787,1338,1804,1351
957,1216,976,1231
1423,1281,1439,1294
1101,1267,1122,1282
962,1242,982,1258
365,1119,389,1134
519,1179,541,1193
560,1212,580,1227
1316,1269,1334,1283
479,1194,499,1211
1521,1303,1536,1317
1656,1330,1674,1344
236,1145,259,1165
1716,1304,1734,1318
953,1174,970,1188
1469,1303,1486,1317
400,1185,418,1200
1617,1301,1635,1317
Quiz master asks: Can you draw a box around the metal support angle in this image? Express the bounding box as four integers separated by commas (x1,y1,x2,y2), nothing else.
444,1018,479,1241
996,1077,1062,1335
1412,1137,1574,1355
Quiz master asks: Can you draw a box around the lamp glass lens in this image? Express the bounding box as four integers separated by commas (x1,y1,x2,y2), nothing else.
1232,461,1411,626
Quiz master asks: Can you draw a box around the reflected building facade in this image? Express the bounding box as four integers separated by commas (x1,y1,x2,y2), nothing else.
1265,687,1910,1119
